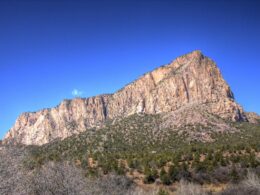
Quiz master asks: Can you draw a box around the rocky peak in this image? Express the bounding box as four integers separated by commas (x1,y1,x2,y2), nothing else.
3,51,251,145
245,112,260,123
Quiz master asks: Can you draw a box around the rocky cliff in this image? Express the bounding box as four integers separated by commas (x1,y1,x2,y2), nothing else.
4,50,252,145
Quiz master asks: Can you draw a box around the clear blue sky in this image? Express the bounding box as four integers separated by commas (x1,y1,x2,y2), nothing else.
0,0,259,139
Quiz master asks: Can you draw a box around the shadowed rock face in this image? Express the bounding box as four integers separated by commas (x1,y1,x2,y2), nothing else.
4,50,250,145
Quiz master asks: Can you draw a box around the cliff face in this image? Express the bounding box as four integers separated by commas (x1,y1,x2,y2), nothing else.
4,96,111,145
4,50,249,145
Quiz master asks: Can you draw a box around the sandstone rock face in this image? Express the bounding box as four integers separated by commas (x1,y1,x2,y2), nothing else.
4,50,250,145
245,112,260,124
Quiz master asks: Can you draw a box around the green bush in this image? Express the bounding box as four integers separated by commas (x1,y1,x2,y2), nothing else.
160,168,171,185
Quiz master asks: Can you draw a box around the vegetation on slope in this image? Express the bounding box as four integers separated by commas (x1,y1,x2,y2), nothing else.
22,114,260,192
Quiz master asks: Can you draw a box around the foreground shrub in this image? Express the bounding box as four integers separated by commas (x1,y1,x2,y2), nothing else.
160,167,171,185
20,162,88,195
0,146,136,195
222,172,260,195
175,179,208,195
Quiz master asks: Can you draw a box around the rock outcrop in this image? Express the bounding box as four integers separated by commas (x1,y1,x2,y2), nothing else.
245,112,260,124
4,50,251,145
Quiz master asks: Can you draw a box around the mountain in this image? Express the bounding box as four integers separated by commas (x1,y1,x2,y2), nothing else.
3,50,258,145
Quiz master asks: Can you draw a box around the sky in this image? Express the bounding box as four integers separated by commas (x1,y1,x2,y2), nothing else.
0,0,259,139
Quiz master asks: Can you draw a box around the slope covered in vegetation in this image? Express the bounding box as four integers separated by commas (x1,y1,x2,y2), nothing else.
19,114,260,194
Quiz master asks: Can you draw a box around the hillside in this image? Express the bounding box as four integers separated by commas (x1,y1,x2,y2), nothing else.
3,114,259,194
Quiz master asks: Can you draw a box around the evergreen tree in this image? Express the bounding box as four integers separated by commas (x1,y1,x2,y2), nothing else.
160,167,171,185
168,165,179,182
230,166,239,183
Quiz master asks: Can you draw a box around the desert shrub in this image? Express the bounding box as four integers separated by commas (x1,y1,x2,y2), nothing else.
158,188,169,195
192,171,211,184
20,162,89,195
0,146,137,195
255,166,260,176
222,172,260,195
230,166,239,183
168,165,179,181
0,146,28,195
194,161,207,172
143,167,158,184
211,167,230,183
160,174,171,185
128,158,140,169
175,179,208,195
130,187,160,195
177,163,191,181
242,171,260,191
116,161,126,175
160,167,171,185
90,174,134,195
